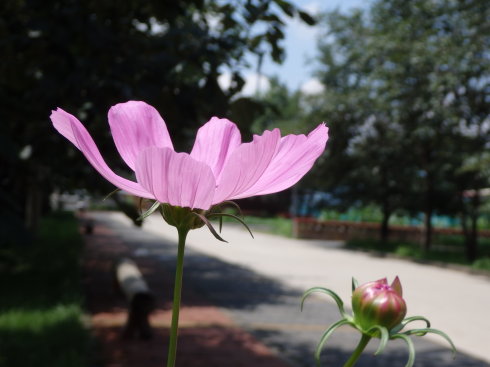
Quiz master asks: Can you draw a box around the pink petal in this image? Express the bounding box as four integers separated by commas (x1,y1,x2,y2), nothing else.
108,101,174,171
238,124,328,197
213,129,281,203
190,117,241,179
50,108,154,199
135,147,216,210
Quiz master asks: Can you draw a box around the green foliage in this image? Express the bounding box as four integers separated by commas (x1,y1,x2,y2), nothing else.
0,306,89,367
220,214,293,237
308,0,490,256
0,212,90,367
0,0,315,229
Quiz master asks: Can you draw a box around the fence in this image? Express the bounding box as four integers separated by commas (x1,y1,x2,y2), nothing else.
292,217,490,243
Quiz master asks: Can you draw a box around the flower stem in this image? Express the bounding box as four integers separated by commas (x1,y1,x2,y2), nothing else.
343,333,371,367
166,228,189,367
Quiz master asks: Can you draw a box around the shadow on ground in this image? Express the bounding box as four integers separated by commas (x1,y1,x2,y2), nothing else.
85,212,490,367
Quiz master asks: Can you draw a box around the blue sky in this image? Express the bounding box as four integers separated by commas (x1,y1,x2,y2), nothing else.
235,0,369,95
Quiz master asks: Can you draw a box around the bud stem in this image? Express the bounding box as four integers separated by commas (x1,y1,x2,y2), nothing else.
344,333,371,367
166,227,189,367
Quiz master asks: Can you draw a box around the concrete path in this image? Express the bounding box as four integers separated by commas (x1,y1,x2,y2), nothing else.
97,211,490,366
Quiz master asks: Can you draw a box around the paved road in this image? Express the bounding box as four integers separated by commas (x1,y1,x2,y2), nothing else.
91,211,490,366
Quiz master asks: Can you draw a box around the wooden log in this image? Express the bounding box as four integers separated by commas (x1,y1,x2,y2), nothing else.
115,258,155,340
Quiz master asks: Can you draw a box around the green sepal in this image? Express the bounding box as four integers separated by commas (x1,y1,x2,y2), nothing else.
315,319,351,367
301,287,347,318
208,213,254,239
137,200,161,221
194,212,228,243
351,277,359,292
391,333,415,367
391,316,431,334
220,200,244,217
404,328,456,358
103,188,121,201
365,325,389,355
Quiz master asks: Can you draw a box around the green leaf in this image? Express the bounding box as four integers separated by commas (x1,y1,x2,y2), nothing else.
137,200,161,221
103,188,121,201
391,333,415,367
220,200,244,217
208,213,254,239
315,319,351,367
405,328,456,358
301,287,347,318
298,10,316,25
366,325,389,355
194,213,228,243
392,316,431,334
274,0,294,17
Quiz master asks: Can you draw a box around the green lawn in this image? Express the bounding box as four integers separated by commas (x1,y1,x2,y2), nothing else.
0,212,90,367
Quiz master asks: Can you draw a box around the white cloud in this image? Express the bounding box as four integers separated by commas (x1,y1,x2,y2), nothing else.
218,72,270,96
300,78,324,95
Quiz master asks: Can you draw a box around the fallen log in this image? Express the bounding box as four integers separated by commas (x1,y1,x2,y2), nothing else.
115,258,155,339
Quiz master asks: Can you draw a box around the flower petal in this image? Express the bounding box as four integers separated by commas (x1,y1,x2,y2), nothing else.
108,101,174,171
50,108,154,198
135,147,216,210
213,129,281,203
190,117,241,179
238,124,328,197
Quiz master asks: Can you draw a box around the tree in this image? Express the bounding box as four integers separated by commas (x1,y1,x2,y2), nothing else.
0,0,315,232
312,0,489,256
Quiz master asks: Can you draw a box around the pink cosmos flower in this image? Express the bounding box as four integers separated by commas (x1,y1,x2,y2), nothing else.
50,100,328,210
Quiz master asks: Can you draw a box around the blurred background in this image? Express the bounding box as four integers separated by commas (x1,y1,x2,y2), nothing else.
1,0,489,366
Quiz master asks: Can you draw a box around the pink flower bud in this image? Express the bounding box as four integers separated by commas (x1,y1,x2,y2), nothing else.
352,277,407,332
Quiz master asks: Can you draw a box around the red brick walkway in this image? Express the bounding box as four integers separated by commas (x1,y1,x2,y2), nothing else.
82,220,291,367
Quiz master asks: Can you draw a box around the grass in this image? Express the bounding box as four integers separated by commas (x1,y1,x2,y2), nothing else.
0,211,90,367
219,214,293,237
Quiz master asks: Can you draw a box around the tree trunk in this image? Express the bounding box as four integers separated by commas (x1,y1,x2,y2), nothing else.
25,181,42,233
380,205,391,244
423,171,434,251
423,202,433,251
465,192,480,262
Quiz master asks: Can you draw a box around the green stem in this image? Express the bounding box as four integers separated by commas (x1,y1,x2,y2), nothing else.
166,228,189,367
343,334,371,367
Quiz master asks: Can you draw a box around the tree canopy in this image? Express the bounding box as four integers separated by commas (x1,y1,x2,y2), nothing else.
0,0,315,231
274,0,490,257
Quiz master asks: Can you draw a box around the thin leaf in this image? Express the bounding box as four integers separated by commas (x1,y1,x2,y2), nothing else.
194,213,228,243
405,328,456,357
221,200,244,217
366,325,389,355
103,188,121,201
315,319,351,367
219,215,223,233
392,316,431,334
391,333,415,367
301,287,347,318
138,197,144,212
298,10,316,25
208,213,254,239
137,200,161,221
